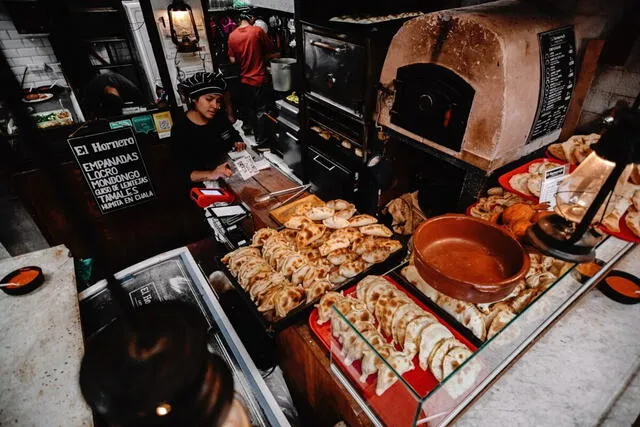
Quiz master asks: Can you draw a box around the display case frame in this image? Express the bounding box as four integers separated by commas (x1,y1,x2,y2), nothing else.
79,247,291,427
324,237,634,426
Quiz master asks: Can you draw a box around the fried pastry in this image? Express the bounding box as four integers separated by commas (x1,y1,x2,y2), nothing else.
296,222,327,248
403,315,437,358
326,199,351,210
284,215,312,230
339,260,370,278
326,248,359,265
305,206,335,221
348,214,378,227
418,324,454,370
441,347,473,381
334,205,357,220
330,227,363,243
306,279,334,303
274,286,306,317
376,350,414,396
317,292,344,324
291,264,313,286
319,237,351,256
328,266,348,284
323,216,350,229
251,227,278,247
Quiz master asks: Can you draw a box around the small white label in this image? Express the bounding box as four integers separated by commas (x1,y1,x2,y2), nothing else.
539,164,568,207
233,155,259,181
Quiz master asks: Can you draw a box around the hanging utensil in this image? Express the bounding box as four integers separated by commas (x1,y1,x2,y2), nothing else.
254,184,310,203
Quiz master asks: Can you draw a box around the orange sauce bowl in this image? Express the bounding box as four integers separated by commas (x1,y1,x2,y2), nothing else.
597,271,640,305
1,266,44,296
413,214,530,303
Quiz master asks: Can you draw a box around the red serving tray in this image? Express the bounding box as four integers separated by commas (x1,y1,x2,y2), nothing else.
308,277,477,427
598,212,640,243
498,158,575,203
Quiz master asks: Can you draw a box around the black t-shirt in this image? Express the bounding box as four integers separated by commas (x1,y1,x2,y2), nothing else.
171,112,241,185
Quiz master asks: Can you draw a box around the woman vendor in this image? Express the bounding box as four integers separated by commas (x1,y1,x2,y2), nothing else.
172,71,247,184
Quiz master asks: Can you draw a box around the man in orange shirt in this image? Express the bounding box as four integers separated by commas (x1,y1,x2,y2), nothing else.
228,11,275,145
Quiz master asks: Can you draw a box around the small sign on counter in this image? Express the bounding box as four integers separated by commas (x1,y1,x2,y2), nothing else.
232,151,259,181
132,115,155,134
539,164,568,208
109,119,132,129
68,128,156,214
152,111,173,139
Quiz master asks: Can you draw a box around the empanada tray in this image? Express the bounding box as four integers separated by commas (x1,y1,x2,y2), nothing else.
308,276,478,426
216,240,408,335
497,158,574,203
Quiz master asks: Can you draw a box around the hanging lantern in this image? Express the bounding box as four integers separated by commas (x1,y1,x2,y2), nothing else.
527,106,640,262
167,0,200,53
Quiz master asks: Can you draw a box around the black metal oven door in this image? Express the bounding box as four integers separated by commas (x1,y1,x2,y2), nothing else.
304,146,357,201
303,29,366,117
276,119,303,181
390,63,475,152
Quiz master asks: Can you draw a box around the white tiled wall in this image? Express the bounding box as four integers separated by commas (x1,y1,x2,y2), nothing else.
579,37,640,126
0,3,66,89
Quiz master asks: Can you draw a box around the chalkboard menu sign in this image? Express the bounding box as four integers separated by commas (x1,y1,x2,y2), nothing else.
528,26,576,144
68,128,155,214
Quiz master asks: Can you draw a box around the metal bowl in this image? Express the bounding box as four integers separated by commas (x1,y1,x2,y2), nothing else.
413,214,530,303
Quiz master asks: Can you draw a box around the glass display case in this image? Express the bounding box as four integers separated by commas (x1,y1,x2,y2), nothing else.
326,237,634,426
79,247,290,427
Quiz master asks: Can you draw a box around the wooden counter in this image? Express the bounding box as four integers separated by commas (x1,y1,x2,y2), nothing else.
224,166,306,229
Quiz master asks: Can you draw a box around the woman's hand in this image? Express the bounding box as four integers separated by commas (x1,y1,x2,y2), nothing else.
234,141,246,151
211,162,233,179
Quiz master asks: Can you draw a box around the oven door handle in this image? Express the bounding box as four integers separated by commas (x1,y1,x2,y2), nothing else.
311,40,346,54
313,154,336,171
285,131,298,141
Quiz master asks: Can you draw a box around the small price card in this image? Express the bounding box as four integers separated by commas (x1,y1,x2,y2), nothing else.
539,164,568,208
233,153,258,181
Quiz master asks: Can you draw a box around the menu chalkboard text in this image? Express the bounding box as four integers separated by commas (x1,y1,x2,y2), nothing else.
528,26,576,145
68,128,155,214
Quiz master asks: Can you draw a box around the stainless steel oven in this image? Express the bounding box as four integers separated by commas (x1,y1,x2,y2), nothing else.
303,30,366,118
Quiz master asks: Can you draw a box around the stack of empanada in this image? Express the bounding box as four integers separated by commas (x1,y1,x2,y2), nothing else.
401,250,570,341
224,200,404,319
508,159,562,197
222,245,305,317
547,134,600,165
355,277,471,382
318,276,476,396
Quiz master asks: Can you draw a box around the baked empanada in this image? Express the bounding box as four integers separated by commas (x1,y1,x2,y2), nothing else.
305,279,333,303
339,259,370,278
251,227,278,247
296,222,327,248
305,206,335,221
284,215,312,230
334,206,356,220
274,286,306,317
326,248,359,265
348,214,378,227
326,199,351,210
418,324,454,371
360,224,393,237
319,237,351,256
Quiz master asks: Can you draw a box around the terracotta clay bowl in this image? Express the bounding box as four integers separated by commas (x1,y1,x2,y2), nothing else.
413,214,530,304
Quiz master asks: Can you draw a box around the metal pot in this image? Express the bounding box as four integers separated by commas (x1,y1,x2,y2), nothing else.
270,58,296,92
